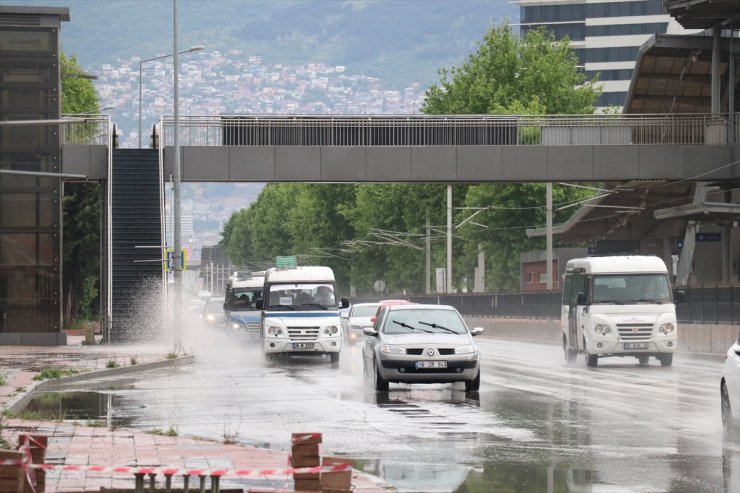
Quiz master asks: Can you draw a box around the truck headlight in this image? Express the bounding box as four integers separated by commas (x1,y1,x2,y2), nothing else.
267,326,283,336
455,344,478,355
659,323,675,334
593,324,610,334
380,345,406,355
324,326,339,336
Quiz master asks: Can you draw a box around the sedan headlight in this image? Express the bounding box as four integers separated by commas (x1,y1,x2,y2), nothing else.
324,326,339,336
267,326,283,336
380,345,406,355
232,323,240,330
455,344,478,355
593,324,610,334
206,314,215,321
659,323,675,335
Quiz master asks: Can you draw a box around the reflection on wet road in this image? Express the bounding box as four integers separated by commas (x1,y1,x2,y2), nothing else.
37,329,740,493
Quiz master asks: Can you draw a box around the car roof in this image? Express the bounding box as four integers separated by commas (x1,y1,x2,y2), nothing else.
378,299,413,306
386,303,458,312
352,303,379,308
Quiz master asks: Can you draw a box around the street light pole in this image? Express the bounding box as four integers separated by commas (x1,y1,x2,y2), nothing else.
173,0,183,350
138,44,203,148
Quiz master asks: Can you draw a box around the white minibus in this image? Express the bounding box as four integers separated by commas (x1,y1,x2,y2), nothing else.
562,256,681,368
258,266,349,363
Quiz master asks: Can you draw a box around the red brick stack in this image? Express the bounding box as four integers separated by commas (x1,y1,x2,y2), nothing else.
291,432,322,491
0,434,47,493
0,449,25,493
290,433,354,493
319,456,353,493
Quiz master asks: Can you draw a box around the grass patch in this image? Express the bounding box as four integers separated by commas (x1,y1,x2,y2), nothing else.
129,356,138,366
166,352,178,360
3,410,43,421
0,373,7,386
33,367,79,381
14,387,24,394
147,426,178,437
0,416,12,450
106,359,119,369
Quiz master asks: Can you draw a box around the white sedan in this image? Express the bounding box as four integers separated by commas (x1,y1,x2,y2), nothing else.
721,333,740,430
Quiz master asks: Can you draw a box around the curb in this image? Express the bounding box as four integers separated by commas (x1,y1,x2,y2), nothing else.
3,355,195,414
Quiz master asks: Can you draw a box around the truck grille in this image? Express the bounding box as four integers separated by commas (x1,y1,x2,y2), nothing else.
617,323,653,341
288,327,319,341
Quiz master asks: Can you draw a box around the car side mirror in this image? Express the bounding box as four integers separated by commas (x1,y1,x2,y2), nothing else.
341,297,350,309
576,292,587,305
255,298,263,310
470,327,484,337
363,327,378,337
675,290,686,303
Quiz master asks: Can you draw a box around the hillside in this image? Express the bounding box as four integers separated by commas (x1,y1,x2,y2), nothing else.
17,0,518,89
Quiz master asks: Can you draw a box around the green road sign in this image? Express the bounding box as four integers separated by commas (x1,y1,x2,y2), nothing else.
275,256,297,269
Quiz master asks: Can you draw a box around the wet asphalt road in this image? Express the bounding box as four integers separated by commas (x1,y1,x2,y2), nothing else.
33,327,740,493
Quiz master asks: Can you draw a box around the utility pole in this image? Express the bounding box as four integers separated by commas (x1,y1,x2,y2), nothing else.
546,182,553,290
172,0,183,349
446,185,453,293
426,211,431,295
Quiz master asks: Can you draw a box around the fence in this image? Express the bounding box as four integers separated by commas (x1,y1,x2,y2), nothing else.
395,286,740,325
160,113,740,147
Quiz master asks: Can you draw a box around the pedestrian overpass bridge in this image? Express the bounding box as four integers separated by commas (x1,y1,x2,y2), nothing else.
154,114,740,183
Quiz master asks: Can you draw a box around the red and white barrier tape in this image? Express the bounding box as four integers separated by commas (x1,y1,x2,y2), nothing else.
0,460,351,479
291,432,322,443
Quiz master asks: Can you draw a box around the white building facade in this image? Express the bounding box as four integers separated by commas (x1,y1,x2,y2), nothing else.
517,0,698,109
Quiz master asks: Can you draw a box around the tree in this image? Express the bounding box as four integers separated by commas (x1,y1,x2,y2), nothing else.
61,51,102,327
423,25,600,290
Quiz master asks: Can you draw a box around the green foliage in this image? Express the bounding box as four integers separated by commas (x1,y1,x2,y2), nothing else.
61,52,100,114
33,367,79,381
0,416,11,450
0,373,6,387
61,51,102,328
105,359,119,369
422,25,600,115
78,275,99,321
166,352,178,360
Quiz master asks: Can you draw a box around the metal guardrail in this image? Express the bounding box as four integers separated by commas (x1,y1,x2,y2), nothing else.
395,286,740,325
160,113,740,147
61,114,110,145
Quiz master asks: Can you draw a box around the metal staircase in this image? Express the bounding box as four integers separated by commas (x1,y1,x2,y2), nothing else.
111,149,163,341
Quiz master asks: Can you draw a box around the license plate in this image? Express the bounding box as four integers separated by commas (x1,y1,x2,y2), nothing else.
293,343,314,350
624,342,648,349
415,361,447,369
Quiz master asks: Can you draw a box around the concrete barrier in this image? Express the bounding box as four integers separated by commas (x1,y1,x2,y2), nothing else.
463,316,740,356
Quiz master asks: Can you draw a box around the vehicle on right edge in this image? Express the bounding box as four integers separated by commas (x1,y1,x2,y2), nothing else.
561,255,682,368
721,333,740,430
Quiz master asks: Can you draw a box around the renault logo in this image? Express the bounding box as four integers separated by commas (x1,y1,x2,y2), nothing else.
427,348,435,357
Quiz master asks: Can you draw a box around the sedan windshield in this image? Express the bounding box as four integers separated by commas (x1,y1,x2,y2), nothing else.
384,309,467,335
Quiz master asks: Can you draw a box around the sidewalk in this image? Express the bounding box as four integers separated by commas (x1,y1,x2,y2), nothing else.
0,337,389,492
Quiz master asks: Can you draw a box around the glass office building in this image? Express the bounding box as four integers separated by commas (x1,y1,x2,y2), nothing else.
517,0,696,108
0,7,69,344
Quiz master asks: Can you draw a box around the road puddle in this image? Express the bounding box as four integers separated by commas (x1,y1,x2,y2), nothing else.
22,391,132,427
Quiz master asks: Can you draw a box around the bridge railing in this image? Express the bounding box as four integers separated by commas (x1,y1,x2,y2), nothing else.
61,114,111,145
160,113,740,147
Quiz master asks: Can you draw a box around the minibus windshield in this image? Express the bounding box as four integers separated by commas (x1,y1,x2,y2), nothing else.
591,274,671,303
